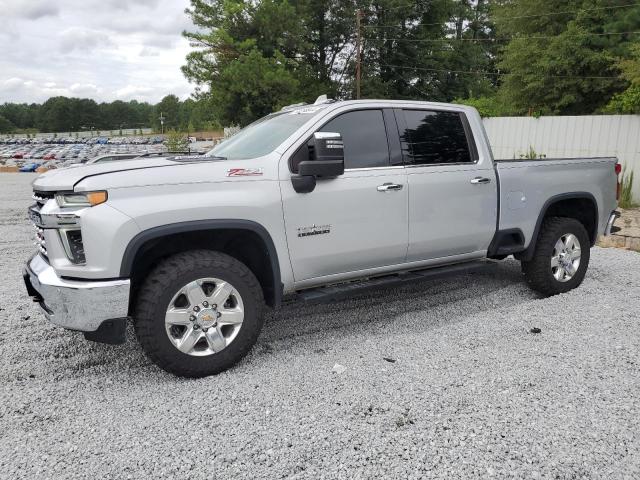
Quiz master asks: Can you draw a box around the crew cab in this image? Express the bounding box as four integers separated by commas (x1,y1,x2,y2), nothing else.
23,98,621,377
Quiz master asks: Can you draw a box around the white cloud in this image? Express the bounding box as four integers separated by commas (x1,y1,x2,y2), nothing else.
115,85,156,99
92,0,161,11
103,15,191,36
59,27,113,53
0,0,194,104
69,83,100,96
139,47,161,57
2,77,25,91
1,0,59,19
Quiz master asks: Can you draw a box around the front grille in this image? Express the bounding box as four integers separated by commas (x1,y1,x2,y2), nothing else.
30,190,53,259
33,224,47,258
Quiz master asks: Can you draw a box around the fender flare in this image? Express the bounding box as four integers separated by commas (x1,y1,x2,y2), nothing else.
517,192,598,262
120,219,282,306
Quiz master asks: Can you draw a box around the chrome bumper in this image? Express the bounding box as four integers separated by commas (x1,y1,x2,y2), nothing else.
604,210,621,236
23,254,130,332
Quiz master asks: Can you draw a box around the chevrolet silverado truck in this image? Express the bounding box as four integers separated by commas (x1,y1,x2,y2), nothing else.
23,98,621,377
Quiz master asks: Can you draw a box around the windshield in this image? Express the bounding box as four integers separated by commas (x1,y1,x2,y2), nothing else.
207,109,320,160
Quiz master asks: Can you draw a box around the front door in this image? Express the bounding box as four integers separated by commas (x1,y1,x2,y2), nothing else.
280,108,409,284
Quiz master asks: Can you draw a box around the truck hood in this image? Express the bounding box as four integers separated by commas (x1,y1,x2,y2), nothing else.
32,157,184,191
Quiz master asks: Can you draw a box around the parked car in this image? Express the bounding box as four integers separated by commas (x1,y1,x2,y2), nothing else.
23,98,620,378
19,162,40,172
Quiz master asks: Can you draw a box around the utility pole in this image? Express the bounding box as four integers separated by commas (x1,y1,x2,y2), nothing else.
159,112,166,134
355,9,362,100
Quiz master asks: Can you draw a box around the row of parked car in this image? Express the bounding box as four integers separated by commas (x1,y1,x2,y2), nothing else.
0,143,169,171
0,135,166,146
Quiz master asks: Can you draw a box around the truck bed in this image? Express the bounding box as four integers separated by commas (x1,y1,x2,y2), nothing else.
494,156,618,252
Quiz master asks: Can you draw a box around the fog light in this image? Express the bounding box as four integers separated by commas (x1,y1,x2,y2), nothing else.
60,229,86,264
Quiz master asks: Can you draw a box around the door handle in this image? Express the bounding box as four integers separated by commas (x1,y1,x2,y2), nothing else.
377,183,403,192
470,177,491,185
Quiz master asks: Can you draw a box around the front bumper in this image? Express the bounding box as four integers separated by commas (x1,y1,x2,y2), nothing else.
23,254,130,332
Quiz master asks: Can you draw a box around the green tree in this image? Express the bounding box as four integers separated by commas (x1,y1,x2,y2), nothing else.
493,0,637,114
0,114,15,133
154,95,181,130
182,0,356,126
182,0,501,124
604,44,640,113
207,49,300,126
0,102,38,129
36,97,73,132
164,130,190,152
453,94,513,117
363,0,497,101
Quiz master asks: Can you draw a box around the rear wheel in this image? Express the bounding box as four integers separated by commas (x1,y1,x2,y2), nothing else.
521,217,590,296
134,250,264,377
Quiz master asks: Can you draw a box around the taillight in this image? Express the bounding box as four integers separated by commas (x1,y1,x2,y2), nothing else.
615,163,622,175
615,163,621,200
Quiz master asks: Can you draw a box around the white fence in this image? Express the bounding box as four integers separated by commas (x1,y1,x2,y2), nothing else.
483,115,640,200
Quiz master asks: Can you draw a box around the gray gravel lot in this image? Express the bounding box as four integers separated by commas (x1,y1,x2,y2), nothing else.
1,173,639,479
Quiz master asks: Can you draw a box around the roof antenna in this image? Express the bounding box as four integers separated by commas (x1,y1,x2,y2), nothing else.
314,94,329,105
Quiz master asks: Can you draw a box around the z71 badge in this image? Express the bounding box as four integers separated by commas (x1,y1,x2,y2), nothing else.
297,224,331,238
227,168,263,177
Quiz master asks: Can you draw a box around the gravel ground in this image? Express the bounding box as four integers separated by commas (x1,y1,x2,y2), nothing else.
1,173,639,479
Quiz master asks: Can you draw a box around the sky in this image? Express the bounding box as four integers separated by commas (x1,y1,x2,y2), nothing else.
0,0,195,104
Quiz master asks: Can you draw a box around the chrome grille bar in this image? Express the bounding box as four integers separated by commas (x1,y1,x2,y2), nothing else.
33,224,47,257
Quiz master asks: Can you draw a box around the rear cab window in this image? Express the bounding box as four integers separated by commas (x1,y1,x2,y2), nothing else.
398,109,477,166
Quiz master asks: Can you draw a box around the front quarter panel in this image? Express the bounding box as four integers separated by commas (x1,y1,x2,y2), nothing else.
43,202,141,279
104,173,293,289
60,155,292,288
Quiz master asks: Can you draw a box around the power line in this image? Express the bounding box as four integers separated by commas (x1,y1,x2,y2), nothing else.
378,63,621,80
362,2,640,30
364,2,429,14
366,30,640,43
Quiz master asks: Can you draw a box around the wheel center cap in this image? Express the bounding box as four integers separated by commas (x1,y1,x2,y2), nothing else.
196,308,218,328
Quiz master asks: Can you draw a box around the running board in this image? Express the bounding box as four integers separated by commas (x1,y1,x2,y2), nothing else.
296,260,498,304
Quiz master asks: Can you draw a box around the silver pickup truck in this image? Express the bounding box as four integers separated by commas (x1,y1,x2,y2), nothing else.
23,98,620,377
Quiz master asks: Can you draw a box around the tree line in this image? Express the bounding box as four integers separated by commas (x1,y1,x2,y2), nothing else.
182,0,640,124
0,95,219,134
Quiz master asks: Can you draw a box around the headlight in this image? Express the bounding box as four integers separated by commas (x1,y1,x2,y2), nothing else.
56,191,107,208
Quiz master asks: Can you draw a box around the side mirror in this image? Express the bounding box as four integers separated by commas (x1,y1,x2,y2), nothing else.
292,132,344,193
299,132,345,177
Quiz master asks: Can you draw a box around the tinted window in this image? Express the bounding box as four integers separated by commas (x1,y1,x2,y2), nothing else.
321,109,389,169
400,110,472,165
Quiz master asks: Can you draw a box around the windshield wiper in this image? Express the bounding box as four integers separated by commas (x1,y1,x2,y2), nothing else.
207,155,227,160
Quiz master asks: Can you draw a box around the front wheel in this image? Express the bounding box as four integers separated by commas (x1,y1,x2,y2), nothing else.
521,217,590,296
134,250,265,377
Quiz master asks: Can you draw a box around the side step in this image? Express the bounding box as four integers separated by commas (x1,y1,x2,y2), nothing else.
296,260,498,304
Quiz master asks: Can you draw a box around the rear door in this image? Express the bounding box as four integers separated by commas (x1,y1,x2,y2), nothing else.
396,108,497,261
281,108,409,283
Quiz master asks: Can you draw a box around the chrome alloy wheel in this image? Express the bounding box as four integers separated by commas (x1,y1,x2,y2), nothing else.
550,233,581,282
165,278,244,356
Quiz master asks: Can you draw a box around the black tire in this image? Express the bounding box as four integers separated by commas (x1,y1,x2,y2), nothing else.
521,217,591,296
134,250,264,377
